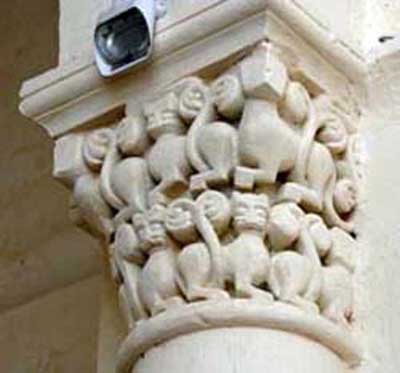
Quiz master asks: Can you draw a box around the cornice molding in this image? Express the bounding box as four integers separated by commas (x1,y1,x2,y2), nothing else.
20,0,367,137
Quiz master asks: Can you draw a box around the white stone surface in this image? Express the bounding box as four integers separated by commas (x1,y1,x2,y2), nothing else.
59,0,108,68
133,328,348,373
352,45,400,373
295,0,400,54
362,0,400,53
297,0,358,49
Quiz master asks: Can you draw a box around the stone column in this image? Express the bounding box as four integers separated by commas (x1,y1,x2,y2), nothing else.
21,1,367,372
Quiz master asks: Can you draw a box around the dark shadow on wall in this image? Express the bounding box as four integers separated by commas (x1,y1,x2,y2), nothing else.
0,0,59,142
0,0,59,86
0,0,101,314
0,0,59,151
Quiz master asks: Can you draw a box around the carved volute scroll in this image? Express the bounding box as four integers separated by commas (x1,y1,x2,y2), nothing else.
54,41,362,372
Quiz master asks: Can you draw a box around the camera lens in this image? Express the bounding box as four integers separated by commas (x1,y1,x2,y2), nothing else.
95,7,151,68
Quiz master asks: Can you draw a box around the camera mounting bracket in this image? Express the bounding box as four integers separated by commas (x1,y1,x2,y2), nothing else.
111,0,168,19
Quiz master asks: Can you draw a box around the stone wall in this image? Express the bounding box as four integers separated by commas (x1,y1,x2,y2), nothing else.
0,276,101,373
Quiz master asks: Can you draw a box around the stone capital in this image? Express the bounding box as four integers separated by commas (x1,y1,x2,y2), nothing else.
20,2,368,372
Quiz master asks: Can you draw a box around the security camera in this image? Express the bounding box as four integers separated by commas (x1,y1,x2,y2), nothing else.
95,0,167,77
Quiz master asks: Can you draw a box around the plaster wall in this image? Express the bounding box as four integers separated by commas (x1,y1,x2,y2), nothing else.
353,49,400,373
0,276,101,373
296,0,359,48
362,0,400,53
296,0,400,54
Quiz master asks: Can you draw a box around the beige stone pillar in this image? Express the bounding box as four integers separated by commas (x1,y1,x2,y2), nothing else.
20,1,372,372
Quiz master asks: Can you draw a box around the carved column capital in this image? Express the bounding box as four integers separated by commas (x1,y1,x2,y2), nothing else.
51,41,362,373
19,2,372,371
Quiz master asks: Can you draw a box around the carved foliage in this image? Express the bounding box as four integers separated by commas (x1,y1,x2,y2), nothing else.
61,42,361,330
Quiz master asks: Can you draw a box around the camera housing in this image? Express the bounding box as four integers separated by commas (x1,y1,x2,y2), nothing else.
95,0,166,77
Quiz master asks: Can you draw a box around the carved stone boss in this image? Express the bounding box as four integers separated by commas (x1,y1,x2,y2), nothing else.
54,42,362,372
